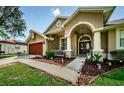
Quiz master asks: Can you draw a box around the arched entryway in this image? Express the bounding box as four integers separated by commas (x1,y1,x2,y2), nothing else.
69,22,93,57
78,35,91,56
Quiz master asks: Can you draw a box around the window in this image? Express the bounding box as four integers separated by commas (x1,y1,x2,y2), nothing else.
120,29,124,47
116,27,124,49
61,38,67,50
56,20,62,27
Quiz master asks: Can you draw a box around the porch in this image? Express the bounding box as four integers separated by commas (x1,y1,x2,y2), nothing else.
46,23,107,60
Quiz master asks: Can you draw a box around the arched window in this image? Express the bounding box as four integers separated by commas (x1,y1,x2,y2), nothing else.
79,35,91,42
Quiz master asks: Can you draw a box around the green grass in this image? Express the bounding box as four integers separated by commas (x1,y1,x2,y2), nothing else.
0,54,15,59
92,67,124,86
0,62,70,86
0,54,25,59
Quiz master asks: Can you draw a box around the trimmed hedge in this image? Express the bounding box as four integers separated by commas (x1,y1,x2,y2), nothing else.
110,50,124,60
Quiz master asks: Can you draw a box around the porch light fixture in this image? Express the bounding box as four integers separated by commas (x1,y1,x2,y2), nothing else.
42,41,45,44
82,33,84,36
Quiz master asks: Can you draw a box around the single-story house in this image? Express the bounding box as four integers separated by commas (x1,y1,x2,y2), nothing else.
26,6,124,60
0,39,27,54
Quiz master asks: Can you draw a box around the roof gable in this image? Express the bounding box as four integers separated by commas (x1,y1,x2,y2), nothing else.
26,29,48,43
43,16,68,34
63,7,115,26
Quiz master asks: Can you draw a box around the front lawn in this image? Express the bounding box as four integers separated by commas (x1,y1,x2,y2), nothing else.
0,54,16,59
0,54,25,59
0,62,70,86
91,67,124,86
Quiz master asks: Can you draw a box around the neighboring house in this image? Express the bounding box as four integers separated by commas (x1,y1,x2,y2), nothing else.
0,39,27,54
26,6,124,60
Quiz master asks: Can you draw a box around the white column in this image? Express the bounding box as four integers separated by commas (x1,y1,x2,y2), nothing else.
93,31,101,50
66,36,72,58
93,31,103,61
67,36,71,51
43,40,47,56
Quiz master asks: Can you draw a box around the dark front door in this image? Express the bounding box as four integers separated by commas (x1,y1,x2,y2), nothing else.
0,44,1,51
79,41,91,55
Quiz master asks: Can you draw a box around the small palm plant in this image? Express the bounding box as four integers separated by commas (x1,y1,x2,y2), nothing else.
92,54,102,63
91,54,102,69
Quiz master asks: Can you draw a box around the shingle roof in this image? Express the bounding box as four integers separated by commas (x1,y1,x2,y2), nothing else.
107,18,124,25
0,39,27,45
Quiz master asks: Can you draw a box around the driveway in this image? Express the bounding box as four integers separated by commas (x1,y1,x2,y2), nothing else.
0,55,78,85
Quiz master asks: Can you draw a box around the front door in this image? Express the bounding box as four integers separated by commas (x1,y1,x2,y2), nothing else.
0,44,1,51
79,41,91,55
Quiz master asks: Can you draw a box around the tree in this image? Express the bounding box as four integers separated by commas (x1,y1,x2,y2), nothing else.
0,6,26,39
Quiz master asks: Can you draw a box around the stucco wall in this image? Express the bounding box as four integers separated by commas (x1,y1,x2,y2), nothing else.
108,29,116,52
0,43,27,54
65,12,103,36
47,35,60,50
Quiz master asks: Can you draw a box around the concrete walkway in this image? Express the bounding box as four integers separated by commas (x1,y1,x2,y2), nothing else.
66,56,86,72
0,56,78,84
17,54,42,59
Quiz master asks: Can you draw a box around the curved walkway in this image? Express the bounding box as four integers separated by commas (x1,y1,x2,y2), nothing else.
66,56,86,72
0,56,78,85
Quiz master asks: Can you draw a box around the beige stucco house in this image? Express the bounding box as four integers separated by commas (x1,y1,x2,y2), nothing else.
26,7,124,60
0,39,27,54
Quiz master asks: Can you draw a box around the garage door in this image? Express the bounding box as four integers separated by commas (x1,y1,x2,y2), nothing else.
29,42,43,55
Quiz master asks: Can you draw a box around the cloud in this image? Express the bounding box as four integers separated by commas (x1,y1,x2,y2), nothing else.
51,8,61,16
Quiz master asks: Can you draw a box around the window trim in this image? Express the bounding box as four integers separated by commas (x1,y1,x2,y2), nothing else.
116,27,124,49
60,37,67,51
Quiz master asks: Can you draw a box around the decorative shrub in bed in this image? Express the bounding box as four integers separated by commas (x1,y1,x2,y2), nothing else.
46,51,55,59
110,50,124,65
110,50,124,60
91,54,102,70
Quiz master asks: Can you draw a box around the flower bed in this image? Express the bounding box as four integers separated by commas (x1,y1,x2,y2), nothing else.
31,57,74,67
79,59,124,85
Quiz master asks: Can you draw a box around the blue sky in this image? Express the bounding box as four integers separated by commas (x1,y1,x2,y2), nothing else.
19,6,124,40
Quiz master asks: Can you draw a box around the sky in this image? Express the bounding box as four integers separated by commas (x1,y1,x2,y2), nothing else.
19,6,124,41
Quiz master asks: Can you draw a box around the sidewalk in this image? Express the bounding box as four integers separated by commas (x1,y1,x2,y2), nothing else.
0,57,78,84
20,59,78,84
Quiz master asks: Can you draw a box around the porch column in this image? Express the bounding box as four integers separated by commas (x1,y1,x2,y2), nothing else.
43,39,47,56
93,31,103,61
66,36,72,58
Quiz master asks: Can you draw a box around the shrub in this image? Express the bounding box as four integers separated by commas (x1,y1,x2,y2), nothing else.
17,52,21,54
91,54,102,64
46,51,55,58
110,50,124,60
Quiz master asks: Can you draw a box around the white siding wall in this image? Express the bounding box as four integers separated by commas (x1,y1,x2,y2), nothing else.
0,43,27,54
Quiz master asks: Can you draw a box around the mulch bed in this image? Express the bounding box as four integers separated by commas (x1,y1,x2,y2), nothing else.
31,57,74,67
79,59,124,85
